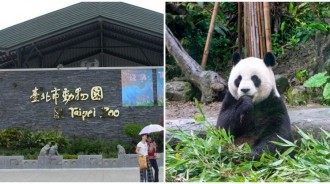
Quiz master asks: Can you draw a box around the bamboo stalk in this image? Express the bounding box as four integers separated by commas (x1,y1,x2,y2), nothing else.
257,2,263,58
244,3,250,57
238,2,243,57
260,2,266,58
264,2,272,52
201,2,219,69
251,2,258,57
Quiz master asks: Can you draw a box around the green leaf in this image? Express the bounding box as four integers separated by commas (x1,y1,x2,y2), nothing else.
243,143,251,153
214,25,226,37
281,147,295,156
271,141,287,147
289,2,294,14
197,2,204,8
296,126,311,140
282,137,297,147
269,159,284,167
320,128,330,138
217,146,221,154
323,83,330,99
235,163,252,173
194,98,206,119
310,23,328,32
280,21,286,32
303,72,329,88
194,115,206,122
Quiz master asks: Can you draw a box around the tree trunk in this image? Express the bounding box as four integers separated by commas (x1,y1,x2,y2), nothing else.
166,26,227,103
201,2,219,69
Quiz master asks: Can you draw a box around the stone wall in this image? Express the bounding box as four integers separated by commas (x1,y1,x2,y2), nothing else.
0,153,164,169
0,67,163,142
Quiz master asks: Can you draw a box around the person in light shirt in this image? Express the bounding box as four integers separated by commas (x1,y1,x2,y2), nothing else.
136,134,153,182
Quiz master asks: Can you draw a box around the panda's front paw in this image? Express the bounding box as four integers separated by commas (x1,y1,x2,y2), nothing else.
237,96,253,123
237,96,253,114
246,151,261,161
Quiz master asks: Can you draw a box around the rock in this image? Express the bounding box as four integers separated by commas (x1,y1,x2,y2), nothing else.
166,81,192,102
325,59,330,74
275,74,290,94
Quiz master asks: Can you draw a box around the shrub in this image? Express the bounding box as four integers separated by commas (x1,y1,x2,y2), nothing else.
303,72,330,105
62,154,78,159
0,128,24,149
68,137,131,156
123,124,145,140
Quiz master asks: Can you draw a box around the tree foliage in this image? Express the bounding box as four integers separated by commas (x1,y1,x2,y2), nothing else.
166,2,330,80
166,2,237,80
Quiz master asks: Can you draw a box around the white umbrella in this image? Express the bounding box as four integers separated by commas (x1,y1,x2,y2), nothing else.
139,124,164,135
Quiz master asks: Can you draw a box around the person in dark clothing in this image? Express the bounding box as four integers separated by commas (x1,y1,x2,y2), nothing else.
147,136,159,182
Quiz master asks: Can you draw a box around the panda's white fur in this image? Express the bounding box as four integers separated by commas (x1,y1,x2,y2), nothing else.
217,53,293,160
228,57,280,104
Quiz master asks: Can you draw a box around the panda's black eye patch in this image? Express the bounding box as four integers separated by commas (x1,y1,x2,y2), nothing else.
251,75,261,87
234,75,242,87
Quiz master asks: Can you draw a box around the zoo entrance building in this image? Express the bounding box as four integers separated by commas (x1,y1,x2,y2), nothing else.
0,2,164,143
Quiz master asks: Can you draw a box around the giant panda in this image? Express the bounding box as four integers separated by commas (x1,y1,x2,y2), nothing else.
216,52,293,159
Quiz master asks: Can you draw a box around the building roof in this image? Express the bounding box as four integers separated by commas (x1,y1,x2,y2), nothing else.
0,2,163,50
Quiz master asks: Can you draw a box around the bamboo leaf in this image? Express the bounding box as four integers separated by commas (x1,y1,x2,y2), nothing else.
280,21,286,32
194,115,206,122
320,128,330,138
281,147,295,156
235,163,252,173
269,159,284,167
297,127,311,140
194,98,206,119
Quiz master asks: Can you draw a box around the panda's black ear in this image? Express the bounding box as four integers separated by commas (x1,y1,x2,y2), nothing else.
232,52,241,66
264,52,276,67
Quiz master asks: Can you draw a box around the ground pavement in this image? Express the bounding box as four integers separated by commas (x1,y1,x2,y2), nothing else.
0,166,164,182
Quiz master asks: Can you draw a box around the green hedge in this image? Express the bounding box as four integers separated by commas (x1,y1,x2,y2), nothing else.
0,128,131,159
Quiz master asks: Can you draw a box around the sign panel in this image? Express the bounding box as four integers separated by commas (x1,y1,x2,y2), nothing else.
121,69,154,106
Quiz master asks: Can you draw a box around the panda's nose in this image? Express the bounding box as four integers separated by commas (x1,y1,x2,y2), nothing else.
241,88,250,93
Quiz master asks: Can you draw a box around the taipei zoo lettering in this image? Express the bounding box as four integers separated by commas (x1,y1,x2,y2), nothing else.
30,86,120,121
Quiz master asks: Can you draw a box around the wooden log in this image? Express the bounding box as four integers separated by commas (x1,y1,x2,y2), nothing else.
166,26,227,103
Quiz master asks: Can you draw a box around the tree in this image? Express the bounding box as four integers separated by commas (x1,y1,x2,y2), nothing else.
166,26,227,103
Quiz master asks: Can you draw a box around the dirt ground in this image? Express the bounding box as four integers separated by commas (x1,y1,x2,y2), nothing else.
165,100,324,120
166,101,220,120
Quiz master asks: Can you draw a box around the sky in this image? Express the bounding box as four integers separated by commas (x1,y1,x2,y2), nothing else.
0,0,164,30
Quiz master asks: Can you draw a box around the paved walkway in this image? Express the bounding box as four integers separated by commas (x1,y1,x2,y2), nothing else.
167,107,330,133
0,167,164,182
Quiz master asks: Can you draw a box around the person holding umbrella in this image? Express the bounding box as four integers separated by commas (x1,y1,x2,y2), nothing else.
147,136,159,182
136,134,153,182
